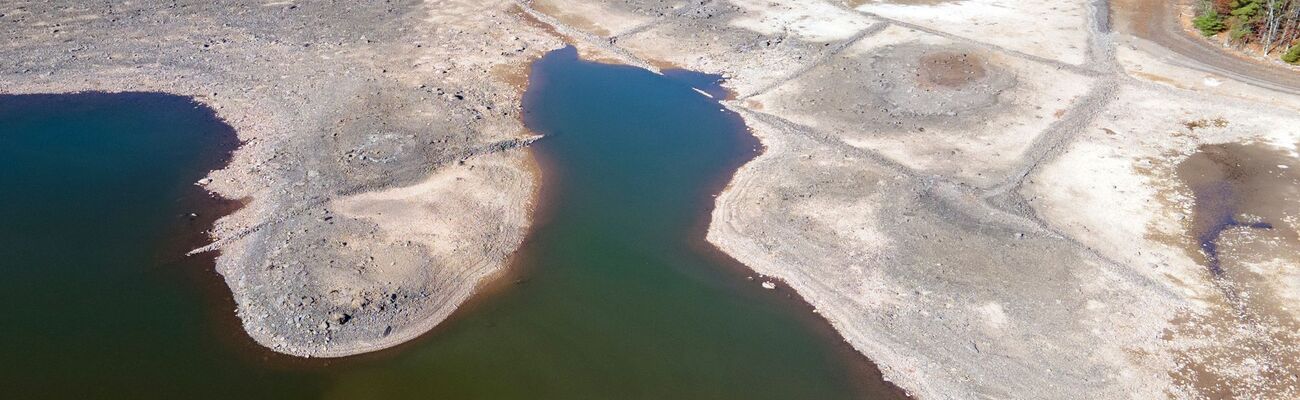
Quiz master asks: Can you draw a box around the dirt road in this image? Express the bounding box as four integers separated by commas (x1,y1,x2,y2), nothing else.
1114,0,1300,95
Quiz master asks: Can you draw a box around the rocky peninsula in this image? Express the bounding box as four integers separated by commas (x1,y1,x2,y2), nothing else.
3,0,562,357
6,1,1300,398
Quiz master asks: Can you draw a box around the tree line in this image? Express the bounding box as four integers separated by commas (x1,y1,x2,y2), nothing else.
1193,0,1300,63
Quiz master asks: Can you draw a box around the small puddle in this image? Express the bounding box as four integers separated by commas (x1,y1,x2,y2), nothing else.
1166,141,1300,398
1176,142,1300,276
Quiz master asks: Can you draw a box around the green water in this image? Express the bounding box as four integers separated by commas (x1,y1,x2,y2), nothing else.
0,93,319,397
1,48,900,399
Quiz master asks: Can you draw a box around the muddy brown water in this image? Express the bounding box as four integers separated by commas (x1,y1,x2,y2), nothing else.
1176,142,1300,275
1168,141,1300,399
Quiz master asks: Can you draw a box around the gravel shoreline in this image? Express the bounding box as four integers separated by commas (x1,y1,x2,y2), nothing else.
2,0,562,357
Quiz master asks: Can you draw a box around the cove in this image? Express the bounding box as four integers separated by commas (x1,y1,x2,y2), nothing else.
1,47,903,399
348,46,904,398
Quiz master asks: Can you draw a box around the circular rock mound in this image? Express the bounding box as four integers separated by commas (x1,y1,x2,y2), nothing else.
870,44,1015,117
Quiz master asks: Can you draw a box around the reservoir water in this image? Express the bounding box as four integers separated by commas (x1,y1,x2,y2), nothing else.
0,93,321,397
1,48,901,399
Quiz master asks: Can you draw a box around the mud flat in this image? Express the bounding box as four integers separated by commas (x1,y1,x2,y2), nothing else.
1,0,562,357
852,0,1096,65
741,23,1097,187
526,0,1300,398
1025,86,1300,398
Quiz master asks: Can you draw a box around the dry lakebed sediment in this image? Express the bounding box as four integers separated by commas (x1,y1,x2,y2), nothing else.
4,0,1300,398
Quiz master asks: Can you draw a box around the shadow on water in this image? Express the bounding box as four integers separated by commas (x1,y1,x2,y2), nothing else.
1,46,906,399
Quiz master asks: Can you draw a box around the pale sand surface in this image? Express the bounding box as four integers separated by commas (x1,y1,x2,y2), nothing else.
1026,86,1300,398
529,0,1300,398
853,0,1095,65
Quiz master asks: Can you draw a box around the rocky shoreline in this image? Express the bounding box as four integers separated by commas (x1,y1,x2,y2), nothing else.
2,0,562,357
526,0,1300,398
6,1,1300,397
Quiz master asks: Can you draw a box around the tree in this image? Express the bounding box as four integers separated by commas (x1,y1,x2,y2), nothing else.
1269,1,1300,54
1196,0,1300,60
1284,43,1300,63
1263,0,1280,53
1195,8,1228,36
1227,0,1262,46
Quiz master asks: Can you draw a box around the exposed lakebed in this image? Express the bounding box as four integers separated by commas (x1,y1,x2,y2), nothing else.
1177,142,1300,276
1165,141,1300,398
2,47,901,398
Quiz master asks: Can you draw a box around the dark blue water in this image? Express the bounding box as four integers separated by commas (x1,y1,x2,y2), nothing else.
661,69,732,99
0,93,321,398
0,48,903,399
1178,144,1292,276
1190,180,1273,275
314,45,897,399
